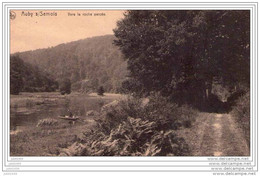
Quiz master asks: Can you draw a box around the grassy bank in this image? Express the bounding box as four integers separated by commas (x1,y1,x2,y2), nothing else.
10,92,64,108
10,92,124,156
11,119,96,156
231,92,250,148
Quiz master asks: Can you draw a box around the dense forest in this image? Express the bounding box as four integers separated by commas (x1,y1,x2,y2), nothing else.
11,35,128,94
114,10,250,110
10,55,58,94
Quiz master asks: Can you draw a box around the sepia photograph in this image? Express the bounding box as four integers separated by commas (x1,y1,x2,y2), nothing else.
10,9,250,157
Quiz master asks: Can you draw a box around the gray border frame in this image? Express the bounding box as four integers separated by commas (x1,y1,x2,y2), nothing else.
1,1,258,173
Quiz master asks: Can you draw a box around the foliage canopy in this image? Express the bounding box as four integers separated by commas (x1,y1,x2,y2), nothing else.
114,10,250,107
10,55,58,94
59,78,71,95
97,86,105,96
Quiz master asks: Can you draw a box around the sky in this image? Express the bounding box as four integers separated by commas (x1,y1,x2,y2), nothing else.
10,10,125,53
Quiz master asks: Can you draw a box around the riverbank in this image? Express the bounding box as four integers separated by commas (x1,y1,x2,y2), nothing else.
10,92,123,156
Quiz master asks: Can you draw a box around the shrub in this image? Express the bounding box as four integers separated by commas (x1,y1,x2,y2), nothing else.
59,94,196,156
75,117,190,156
59,78,71,95
177,105,197,128
231,91,250,147
36,118,58,127
227,90,246,110
95,94,197,135
143,94,182,130
95,96,144,134
97,86,105,96
59,142,87,156
144,93,197,130
120,79,145,96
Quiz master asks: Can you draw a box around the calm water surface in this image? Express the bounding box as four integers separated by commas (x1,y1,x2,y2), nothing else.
10,93,111,132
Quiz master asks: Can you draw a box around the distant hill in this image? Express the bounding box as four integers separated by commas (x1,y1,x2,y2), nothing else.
16,35,128,93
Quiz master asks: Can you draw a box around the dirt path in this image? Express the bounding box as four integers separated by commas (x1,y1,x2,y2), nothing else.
178,113,249,156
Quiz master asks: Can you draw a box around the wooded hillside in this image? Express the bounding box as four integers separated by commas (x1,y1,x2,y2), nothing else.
16,35,128,93
10,55,58,94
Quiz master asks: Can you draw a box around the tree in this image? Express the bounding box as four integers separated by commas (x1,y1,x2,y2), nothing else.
97,86,105,96
90,78,99,90
114,10,250,108
59,78,71,95
10,55,24,95
10,54,59,93
71,70,80,83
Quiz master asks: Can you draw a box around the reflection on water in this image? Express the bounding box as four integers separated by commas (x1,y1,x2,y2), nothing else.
10,95,106,132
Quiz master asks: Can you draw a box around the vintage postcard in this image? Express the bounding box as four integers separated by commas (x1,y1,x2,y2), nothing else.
1,1,258,175
10,8,250,157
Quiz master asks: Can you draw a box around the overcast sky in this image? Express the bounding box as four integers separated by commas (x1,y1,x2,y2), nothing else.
10,10,125,53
